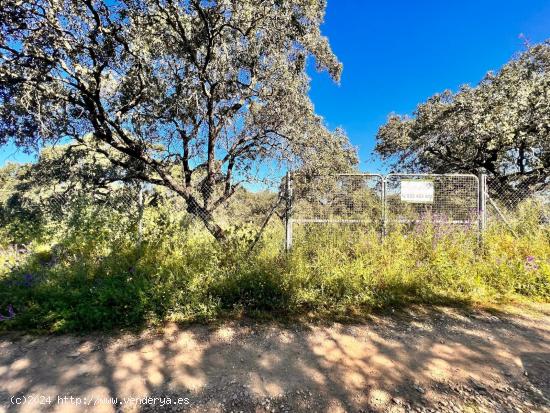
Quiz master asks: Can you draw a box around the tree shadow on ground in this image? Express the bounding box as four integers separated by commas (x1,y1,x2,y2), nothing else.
1,304,549,413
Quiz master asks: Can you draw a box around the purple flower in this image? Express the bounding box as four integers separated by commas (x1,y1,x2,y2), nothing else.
525,256,539,271
21,273,34,288
0,305,15,321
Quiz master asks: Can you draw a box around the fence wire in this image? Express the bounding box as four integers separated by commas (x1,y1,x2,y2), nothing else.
385,174,479,231
286,173,482,249
0,177,285,250
291,174,384,223
486,179,550,227
1,172,548,254
288,174,384,247
0,185,142,246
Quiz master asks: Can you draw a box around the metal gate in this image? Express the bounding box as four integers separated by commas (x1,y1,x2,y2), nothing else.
286,173,384,250
384,174,479,232
284,173,480,250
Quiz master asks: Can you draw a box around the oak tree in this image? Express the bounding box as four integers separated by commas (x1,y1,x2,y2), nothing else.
0,0,357,240
376,41,550,196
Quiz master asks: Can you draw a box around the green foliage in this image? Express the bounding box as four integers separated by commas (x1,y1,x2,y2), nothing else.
0,199,548,333
1,0,357,240
0,163,46,244
376,40,550,194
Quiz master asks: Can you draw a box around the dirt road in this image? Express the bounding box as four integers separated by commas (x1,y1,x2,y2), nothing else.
1,304,549,413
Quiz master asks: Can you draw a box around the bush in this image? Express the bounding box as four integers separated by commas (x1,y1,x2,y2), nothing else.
0,201,549,332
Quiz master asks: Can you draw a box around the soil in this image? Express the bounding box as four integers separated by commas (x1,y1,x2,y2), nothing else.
1,303,549,413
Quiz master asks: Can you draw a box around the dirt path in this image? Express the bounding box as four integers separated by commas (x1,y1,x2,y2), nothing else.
1,304,549,413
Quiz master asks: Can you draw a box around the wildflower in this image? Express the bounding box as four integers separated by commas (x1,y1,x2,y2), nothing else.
21,273,34,288
0,305,16,321
525,256,539,271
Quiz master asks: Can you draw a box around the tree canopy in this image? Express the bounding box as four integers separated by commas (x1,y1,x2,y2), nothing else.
376,41,550,195
0,0,357,239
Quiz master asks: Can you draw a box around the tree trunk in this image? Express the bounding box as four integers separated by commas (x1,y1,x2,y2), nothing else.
186,197,226,241
200,213,226,242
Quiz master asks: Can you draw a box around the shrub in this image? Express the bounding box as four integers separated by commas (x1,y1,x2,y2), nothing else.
0,201,548,332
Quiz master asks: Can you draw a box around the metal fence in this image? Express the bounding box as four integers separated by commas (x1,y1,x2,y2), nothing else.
485,178,550,232
283,172,550,249
284,173,482,249
385,174,480,231
0,178,284,249
0,172,547,253
0,185,143,246
286,173,384,248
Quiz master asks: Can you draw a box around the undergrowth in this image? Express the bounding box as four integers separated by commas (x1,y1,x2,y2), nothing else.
0,202,548,332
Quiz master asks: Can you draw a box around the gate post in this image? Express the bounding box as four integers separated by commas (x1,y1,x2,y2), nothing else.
381,177,387,239
284,172,293,252
137,182,144,249
478,172,487,233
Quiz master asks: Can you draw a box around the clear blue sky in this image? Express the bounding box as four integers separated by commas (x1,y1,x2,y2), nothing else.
1,0,550,170
308,0,550,171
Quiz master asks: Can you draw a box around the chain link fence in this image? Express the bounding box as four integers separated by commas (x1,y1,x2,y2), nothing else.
485,178,550,229
0,177,285,252
0,184,142,246
1,172,548,256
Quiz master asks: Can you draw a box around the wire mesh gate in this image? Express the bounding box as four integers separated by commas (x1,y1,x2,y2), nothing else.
286,174,384,249
285,173,480,250
385,174,480,231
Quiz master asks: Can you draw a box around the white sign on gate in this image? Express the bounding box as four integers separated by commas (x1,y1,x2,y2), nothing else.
400,180,434,203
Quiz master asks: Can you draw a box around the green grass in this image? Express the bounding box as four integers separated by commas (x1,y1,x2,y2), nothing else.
0,202,548,333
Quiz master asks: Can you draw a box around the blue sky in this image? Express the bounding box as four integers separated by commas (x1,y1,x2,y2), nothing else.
1,0,550,171
308,0,550,171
